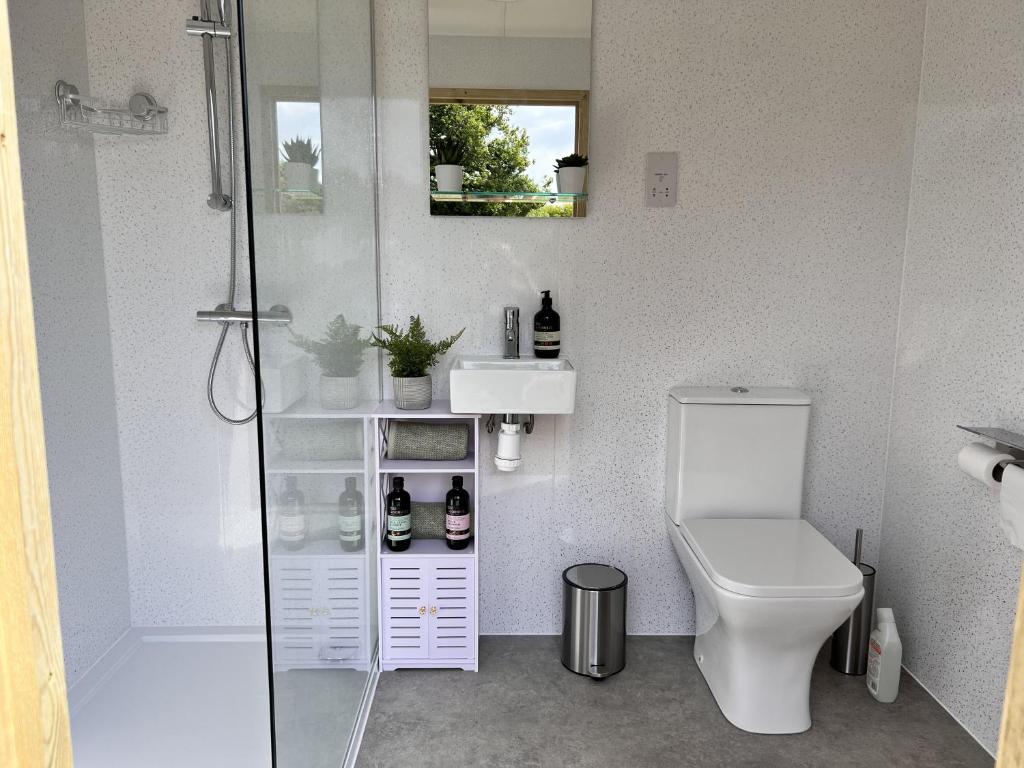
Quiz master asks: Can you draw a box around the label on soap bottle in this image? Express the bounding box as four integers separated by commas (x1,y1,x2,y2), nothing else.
534,331,560,350
446,513,470,540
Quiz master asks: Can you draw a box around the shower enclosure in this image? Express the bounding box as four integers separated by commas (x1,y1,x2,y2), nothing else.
7,0,381,765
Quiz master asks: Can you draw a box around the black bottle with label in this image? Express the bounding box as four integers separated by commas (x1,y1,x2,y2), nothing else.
533,290,560,359
385,476,411,552
338,476,364,552
445,476,471,550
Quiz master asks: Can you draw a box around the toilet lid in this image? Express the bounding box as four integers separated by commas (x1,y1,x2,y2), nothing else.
679,518,864,598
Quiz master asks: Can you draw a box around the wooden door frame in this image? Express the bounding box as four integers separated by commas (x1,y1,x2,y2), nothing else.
997,564,1024,766
0,0,74,763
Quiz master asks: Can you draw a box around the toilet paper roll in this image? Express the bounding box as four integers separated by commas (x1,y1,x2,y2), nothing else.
957,442,1013,495
999,465,1024,550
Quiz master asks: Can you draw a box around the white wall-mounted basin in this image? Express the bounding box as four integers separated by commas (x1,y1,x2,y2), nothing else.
449,356,577,415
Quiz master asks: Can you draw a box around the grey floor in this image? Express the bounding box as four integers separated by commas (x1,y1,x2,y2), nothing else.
274,668,367,768
357,636,993,768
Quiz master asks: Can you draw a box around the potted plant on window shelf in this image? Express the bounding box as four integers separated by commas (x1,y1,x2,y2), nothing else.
290,314,372,410
280,135,320,192
554,153,588,195
371,315,464,410
431,136,467,193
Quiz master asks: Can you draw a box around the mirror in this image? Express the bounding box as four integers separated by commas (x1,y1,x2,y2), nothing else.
427,0,592,217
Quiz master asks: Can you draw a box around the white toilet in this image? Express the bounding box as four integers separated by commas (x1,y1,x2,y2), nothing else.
664,386,864,735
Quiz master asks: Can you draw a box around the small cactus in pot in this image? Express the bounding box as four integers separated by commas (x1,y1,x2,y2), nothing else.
431,136,468,192
280,135,320,192
554,153,588,195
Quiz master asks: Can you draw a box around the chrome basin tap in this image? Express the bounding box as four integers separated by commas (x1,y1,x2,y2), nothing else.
503,306,520,359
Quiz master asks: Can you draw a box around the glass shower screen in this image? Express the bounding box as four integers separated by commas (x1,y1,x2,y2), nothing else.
239,0,381,765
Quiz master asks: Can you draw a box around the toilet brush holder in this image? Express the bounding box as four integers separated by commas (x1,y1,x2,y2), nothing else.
829,562,876,675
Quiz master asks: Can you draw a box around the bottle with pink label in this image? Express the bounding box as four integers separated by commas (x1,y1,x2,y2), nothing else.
445,475,471,550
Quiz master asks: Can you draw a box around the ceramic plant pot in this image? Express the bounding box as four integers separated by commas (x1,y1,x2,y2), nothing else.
556,166,587,194
319,375,359,410
282,161,316,192
434,164,464,192
393,375,432,410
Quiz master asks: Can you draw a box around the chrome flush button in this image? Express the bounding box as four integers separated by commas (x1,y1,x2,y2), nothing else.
730,387,750,393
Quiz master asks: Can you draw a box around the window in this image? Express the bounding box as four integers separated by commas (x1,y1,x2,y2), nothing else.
429,88,589,217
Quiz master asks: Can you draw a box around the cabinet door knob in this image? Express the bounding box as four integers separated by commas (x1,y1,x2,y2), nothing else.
430,606,438,616
418,606,427,616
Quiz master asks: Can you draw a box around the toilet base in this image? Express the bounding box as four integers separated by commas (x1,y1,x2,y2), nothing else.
667,517,863,734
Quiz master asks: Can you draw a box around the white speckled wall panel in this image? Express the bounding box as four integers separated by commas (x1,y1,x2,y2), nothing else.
84,0,265,626
429,36,591,90
8,0,132,686
878,0,1024,753
376,0,926,633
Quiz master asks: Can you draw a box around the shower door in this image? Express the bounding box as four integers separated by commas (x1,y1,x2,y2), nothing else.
239,0,381,766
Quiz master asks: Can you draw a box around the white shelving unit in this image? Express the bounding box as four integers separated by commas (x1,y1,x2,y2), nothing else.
263,401,378,673
374,400,481,672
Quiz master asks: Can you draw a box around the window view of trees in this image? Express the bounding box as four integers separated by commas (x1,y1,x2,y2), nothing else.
429,103,573,217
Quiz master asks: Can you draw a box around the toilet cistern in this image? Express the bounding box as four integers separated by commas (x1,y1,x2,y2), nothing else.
503,306,519,359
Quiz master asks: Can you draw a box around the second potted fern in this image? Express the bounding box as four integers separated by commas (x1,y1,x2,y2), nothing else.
290,314,371,410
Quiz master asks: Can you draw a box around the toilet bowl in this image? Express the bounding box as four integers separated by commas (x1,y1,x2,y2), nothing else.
666,515,863,734
663,386,863,734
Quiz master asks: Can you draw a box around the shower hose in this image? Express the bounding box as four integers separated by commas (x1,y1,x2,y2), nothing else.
206,32,259,426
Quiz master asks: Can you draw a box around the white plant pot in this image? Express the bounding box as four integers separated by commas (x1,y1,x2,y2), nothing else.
283,161,316,192
319,375,359,410
556,166,587,194
435,165,464,192
393,375,432,410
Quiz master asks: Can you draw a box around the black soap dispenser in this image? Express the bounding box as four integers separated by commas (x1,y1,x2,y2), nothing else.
533,290,560,358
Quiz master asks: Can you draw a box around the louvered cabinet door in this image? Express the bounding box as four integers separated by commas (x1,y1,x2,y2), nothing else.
382,558,429,659
270,558,319,663
428,559,475,660
320,559,366,663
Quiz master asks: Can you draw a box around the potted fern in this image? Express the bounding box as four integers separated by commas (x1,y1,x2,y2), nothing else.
290,314,372,410
431,136,467,193
371,316,464,410
281,135,320,192
554,153,588,195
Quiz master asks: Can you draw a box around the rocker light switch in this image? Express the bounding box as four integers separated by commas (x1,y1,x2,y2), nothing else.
645,152,678,208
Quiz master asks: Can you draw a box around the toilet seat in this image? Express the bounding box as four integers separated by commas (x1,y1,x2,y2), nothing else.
679,518,863,598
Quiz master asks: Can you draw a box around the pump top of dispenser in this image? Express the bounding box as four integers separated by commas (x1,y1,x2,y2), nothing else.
541,290,552,306
393,476,404,489
452,476,463,488
345,477,357,490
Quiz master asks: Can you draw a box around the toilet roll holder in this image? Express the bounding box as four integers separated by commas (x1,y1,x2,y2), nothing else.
958,426,1024,479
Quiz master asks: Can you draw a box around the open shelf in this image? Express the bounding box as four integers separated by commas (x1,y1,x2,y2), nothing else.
379,454,475,474
379,537,474,558
431,190,586,204
265,397,378,419
266,458,365,474
374,399,476,419
270,537,366,558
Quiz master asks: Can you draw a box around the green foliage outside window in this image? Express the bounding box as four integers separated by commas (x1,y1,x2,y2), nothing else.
429,103,546,217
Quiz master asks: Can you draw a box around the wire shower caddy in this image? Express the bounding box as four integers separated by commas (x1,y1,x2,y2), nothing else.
55,80,168,136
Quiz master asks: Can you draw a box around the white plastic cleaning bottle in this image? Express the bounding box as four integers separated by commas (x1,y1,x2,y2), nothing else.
866,608,902,703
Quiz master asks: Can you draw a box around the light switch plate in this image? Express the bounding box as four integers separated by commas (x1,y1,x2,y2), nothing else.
645,152,678,207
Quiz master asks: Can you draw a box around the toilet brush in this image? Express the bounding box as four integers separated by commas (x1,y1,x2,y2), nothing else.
829,528,876,675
